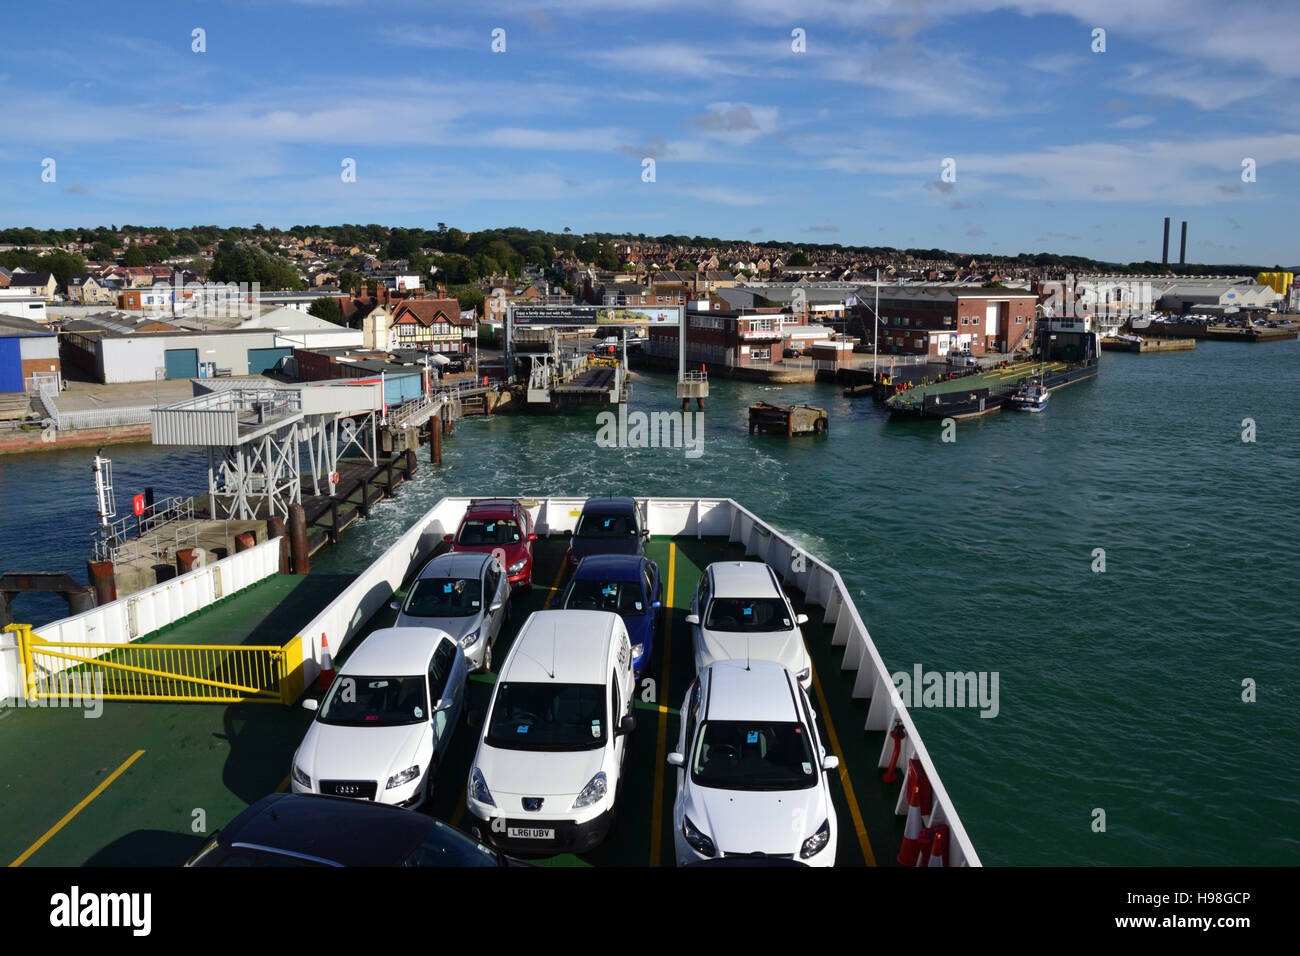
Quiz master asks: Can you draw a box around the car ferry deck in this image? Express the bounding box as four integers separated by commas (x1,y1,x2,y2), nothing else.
0,497,978,868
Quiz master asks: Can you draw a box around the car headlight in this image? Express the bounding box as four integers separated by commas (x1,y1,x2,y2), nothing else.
571,772,608,809
507,558,527,573
291,761,311,789
470,767,495,807
386,765,420,790
631,643,644,661
460,627,480,649
682,815,716,857
800,818,831,859
796,666,811,683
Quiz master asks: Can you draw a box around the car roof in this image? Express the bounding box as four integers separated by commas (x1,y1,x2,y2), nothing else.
219,793,431,865
572,554,645,579
503,610,621,684
339,626,450,675
420,551,491,577
465,499,520,516
708,561,781,599
704,659,800,723
581,496,637,514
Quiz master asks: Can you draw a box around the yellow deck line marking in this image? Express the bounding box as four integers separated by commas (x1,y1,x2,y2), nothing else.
451,791,466,828
649,542,676,866
809,667,877,867
10,749,145,867
276,774,290,793
544,556,568,601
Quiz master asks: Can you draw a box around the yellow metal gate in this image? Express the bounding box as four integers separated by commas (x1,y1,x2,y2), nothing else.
5,623,290,705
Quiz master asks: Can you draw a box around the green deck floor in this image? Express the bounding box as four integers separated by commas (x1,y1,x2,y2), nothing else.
1,538,905,867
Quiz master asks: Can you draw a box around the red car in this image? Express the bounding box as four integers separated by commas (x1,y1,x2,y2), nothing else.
444,499,537,590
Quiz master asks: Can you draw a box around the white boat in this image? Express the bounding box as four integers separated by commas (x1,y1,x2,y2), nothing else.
1008,379,1050,412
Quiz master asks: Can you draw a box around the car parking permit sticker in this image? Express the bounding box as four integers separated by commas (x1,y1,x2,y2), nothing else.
592,719,601,737
634,601,643,611
746,730,759,743
517,724,529,733
604,518,611,527
443,583,453,593
743,606,752,616
486,523,495,532
414,706,424,719
802,762,813,775
472,600,480,607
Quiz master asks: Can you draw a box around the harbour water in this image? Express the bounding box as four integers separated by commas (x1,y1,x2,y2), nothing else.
1,340,1297,865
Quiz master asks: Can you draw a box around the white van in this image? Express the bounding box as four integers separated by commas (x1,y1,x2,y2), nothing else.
465,609,636,855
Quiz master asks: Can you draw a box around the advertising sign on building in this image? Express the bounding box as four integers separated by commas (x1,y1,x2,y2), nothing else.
511,305,681,327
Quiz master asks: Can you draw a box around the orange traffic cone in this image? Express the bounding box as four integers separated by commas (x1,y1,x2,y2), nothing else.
926,823,950,867
896,773,926,866
318,632,335,691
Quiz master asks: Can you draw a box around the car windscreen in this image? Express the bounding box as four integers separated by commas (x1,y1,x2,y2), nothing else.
690,721,817,791
575,512,638,538
402,820,501,867
457,518,521,546
564,578,646,615
404,577,482,618
318,675,428,726
704,597,793,632
485,682,606,751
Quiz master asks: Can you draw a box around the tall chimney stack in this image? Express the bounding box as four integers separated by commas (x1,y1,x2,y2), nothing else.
1179,221,1187,266
1162,217,1170,265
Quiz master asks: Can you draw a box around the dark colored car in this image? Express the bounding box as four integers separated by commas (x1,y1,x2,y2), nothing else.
565,497,647,570
559,554,661,674
446,498,537,590
185,793,523,867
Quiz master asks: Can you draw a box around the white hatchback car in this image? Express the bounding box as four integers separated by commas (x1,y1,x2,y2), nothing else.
688,561,812,689
669,659,839,865
465,609,636,855
291,626,467,810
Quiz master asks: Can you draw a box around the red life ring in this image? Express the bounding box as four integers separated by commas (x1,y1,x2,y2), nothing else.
330,471,340,485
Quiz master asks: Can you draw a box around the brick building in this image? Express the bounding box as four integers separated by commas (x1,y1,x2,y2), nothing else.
850,286,1037,357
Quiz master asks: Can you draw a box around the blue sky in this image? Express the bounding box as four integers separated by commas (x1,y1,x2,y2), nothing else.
2,0,1297,264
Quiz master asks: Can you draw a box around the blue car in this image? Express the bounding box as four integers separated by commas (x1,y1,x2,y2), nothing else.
559,554,661,675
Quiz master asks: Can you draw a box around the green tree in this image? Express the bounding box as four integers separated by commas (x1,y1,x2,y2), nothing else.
788,250,810,267
122,245,149,267
308,297,344,325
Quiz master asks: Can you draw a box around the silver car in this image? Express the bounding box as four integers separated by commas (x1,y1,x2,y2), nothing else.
393,552,511,672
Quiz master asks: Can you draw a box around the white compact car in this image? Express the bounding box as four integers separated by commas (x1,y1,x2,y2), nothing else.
291,626,467,810
465,609,636,855
668,659,839,865
688,561,813,689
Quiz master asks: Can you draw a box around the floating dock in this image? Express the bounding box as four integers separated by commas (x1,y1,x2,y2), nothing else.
1101,336,1196,354
0,497,980,868
748,402,829,436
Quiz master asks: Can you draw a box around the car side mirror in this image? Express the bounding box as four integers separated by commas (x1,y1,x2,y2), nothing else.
822,755,839,771
684,614,700,626
302,698,319,712
563,529,573,537
528,533,538,542
642,529,650,538
436,697,454,713
796,613,809,625
442,534,454,543
619,714,636,735
666,752,685,767
489,601,504,613
389,600,401,611
651,600,662,609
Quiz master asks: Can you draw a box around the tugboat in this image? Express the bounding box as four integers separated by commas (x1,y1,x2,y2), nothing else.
1008,379,1049,412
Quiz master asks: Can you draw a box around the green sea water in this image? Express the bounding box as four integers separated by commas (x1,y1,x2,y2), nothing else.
3,340,1296,864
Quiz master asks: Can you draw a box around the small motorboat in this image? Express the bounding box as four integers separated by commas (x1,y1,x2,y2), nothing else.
1008,379,1050,412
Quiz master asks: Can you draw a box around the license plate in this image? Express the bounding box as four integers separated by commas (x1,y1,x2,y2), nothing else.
507,827,555,840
